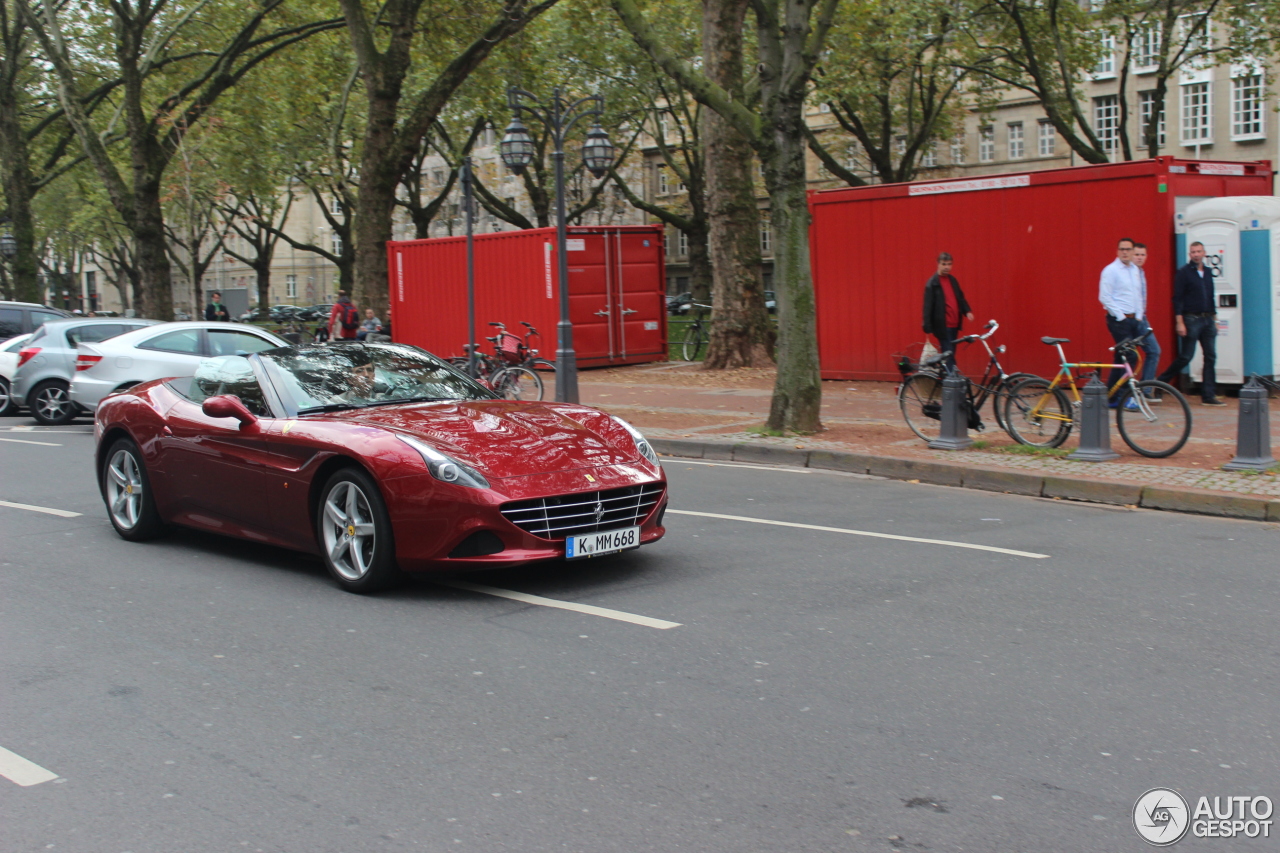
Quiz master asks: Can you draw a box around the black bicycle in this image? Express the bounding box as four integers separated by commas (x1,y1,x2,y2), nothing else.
680,303,712,361
897,320,1036,443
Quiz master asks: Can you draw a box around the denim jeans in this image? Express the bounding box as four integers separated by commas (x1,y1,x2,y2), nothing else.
1105,315,1142,393
933,326,961,372
1137,321,1160,382
1159,314,1217,400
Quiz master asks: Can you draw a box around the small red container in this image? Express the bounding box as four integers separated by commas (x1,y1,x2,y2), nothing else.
808,157,1273,381
388,225,668,367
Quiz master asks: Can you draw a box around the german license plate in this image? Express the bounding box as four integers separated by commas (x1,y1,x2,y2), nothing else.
565,526,640,559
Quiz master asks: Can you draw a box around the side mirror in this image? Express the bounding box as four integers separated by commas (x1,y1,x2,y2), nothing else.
202,394,258,427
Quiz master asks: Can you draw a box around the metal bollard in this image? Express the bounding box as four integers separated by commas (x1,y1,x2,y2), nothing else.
928,366,974,450
1068,376,1119,462
1223,375,1274,471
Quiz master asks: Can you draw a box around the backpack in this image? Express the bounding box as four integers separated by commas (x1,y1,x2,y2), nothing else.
339,303,360,331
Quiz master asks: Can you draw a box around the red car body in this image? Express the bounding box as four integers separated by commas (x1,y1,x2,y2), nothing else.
93,378,667,571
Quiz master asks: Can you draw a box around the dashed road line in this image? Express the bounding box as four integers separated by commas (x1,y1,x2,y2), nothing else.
0,500,83,518
0,745,58,786
668,510,1050,559
0,437,62,446
440,580,681,629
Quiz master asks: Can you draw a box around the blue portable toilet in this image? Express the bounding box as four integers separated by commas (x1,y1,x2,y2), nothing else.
1179,197,1280,384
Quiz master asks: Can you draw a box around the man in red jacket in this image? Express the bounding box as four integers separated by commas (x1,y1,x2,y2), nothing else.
328,291,360,341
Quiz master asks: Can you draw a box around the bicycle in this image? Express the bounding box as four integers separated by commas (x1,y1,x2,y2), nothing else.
1001,336,1191,457
679,304,711,361
449,322,551,401
897,320,1036,443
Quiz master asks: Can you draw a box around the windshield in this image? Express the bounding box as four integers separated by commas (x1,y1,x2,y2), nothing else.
260,343,495,413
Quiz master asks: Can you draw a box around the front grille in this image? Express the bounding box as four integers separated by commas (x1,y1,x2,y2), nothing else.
501,483,665,540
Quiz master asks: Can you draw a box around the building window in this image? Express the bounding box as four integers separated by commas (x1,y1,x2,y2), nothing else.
657,166,669,195
1180,81,1213,145
950,134,965,164
1132,23,1161,72
920,146,937,168
1094,33,1116,78
330,196,343,215
819,102,831,113
1177,13,1211,55
1231,73,1264,140
894,136,906,156
286,274,297,298
677,230,688,257
978,127,994,162
1094,95,1120,153
1007,122,1025,159
330,232,343,256
759,221,772,255
433,170,445,187
1037,120,1055,156
1138,91,1167,147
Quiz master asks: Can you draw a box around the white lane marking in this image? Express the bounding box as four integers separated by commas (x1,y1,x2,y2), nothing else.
0,745,58,786
0,500,83,518
0,437,62,446
669,510,1049,559
440,580,681,629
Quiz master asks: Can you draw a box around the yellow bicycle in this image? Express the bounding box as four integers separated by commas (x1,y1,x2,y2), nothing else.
1001,336,1192,458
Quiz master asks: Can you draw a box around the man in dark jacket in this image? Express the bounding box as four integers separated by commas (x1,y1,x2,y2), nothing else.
205,291,230,322
922,253,974,370
1158,241,1224,405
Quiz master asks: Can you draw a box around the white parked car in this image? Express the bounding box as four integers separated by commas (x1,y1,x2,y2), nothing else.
0,333,33,416
69,322,288,413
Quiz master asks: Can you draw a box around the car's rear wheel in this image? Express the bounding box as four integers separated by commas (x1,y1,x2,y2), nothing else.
102,438,166,541
31,380,77,425
317,468,400,593
0,377,15,416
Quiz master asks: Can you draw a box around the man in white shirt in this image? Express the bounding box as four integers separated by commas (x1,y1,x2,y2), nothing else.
1098,237,1148,405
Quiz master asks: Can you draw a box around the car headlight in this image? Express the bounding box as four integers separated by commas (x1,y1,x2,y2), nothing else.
396,434,490,489
612,416,660,467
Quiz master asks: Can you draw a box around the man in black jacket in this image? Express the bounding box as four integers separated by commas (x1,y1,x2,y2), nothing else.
922,253,974,370
1158,241,1224,405
204,291,230,322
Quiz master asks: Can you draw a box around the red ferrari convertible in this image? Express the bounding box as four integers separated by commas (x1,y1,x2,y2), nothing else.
93,343,667,592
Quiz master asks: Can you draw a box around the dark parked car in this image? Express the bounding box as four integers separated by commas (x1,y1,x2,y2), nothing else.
666,292,692,315
0,301,72,338
764,290,776,313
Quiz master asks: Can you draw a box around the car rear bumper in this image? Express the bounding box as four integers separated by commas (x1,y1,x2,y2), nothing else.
69,374,117,411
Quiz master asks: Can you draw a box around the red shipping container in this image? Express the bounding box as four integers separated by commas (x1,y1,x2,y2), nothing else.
388,225,668,367
809,157,1273,381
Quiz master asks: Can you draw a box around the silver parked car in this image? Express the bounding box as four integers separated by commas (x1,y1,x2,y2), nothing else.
12,317,161,424
69,321,288,415
0,333,33,416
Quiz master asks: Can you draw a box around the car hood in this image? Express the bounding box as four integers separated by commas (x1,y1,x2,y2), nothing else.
325,400,639,478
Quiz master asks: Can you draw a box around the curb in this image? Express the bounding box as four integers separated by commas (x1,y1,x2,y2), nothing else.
650,438,1280,523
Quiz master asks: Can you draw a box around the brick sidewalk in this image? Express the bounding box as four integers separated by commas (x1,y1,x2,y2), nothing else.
568,362,1280,499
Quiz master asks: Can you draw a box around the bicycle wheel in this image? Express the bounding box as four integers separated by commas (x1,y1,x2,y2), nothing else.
899,373,945,443
495,366,543,400
681,324,705,361
1115,380,1191,458
1003,376,1072,447
992,372,1039,435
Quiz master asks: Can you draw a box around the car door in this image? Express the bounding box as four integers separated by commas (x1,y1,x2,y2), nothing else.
133,327,208,383
159,356,278,535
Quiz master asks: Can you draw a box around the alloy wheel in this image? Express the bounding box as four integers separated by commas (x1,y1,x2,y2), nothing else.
106,449,145,529
35,385,71,421
322,481,377,581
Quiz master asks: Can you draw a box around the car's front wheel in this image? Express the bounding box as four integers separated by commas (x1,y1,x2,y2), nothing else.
317,468,400,593
31,380,77,425
102,438,167,540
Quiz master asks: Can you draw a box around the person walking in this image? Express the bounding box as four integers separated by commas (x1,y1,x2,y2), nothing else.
1098,237,1146,408
1129,243,1161,384
327,291,360,341
921,252,973,371
1158,241,1224,406
205,291,231,322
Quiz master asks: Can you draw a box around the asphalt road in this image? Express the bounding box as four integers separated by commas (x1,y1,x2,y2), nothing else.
2,418,1279,852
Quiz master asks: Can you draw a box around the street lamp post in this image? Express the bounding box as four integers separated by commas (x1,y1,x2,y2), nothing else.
461,156,479,379
499,87,615,404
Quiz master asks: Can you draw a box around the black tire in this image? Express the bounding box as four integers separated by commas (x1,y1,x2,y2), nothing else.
30,379,77,425
1003,376,1072,447
1115,379,1192,458
316,467,400,593
681,325,705,361
899,372,945,443
494,366,543,400
101,438,167,541
992,372,1040,435
0,377,15,416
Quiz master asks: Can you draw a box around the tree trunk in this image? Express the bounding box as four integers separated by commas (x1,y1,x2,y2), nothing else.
132,181,174,320
0,88,39,302
686,222,712,304
700,0,774,370
764,109,822,433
